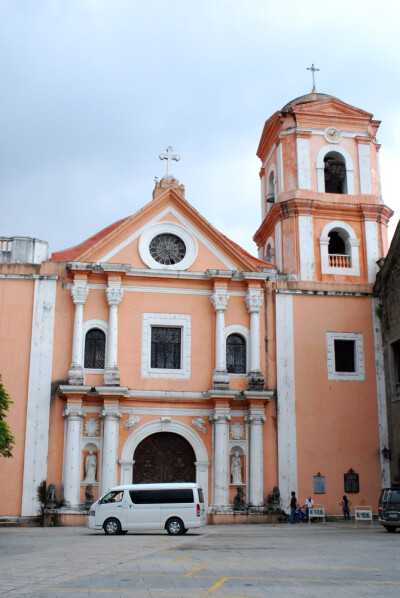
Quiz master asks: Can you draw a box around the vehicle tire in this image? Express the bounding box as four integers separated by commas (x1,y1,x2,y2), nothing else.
385,526,396,533
166,518,184,535
103,518,122,535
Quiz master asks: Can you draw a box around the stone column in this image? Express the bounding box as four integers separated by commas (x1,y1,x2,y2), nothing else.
62,403,84,508
211,288,229,389
246,409,266,508
104,282,123,386
100,404,121,494
68,281,89,385
245,289,265,390
209,408,230,508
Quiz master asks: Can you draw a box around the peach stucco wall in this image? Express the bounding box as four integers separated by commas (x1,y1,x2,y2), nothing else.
292,293,380,514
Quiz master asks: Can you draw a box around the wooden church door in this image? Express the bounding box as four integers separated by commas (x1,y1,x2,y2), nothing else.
133,432,196,483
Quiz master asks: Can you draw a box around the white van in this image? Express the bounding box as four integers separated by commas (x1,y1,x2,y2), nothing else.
87,482,206,535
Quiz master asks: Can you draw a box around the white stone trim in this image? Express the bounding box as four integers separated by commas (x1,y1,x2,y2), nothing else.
326,332,365,381
358,143,372,194
260,174,266,221
372,298,390,487
298,215,315,280
21,278,57,516
141,313,191,379
296,137,311,189
225,324,250,376
319,221,360,277
82,319,108,374
316,144,354,194
98,206,236,270
276,292,297,512
277,143,284,194
120,420,209,509
275,221,283,271
364,220,380,283
139,221,198,271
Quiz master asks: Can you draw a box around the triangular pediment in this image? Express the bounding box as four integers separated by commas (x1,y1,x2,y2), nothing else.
292,97,373,119
51,184,268,273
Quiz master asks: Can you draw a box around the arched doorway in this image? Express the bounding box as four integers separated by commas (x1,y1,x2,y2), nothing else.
133,432,196,483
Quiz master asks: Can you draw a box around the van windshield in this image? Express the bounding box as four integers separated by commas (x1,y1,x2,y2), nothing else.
100,490,124,504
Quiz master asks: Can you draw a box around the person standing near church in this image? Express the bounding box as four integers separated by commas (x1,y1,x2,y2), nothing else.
340,495,352,520
305,495,314,519
288,491,299,524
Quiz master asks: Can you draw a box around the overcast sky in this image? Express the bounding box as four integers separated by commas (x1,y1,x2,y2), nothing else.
1,0,399,256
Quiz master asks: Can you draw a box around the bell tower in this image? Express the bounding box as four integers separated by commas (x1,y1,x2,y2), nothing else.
253,91,393,282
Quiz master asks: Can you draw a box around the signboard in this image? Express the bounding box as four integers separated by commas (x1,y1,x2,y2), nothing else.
354,506,373,527
308,505,325,524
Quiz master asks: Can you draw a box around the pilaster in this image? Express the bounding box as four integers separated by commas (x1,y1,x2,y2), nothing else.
211,287,229,389
68,280,89,385
104,281,123,386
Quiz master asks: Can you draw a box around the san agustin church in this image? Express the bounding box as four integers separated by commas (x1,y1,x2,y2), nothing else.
0,88,394,525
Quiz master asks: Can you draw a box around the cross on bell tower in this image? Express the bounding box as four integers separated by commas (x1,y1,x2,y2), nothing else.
307,63,320,93
159,146,180,180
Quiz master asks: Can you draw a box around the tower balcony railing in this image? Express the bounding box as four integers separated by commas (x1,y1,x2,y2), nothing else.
328,254,351,268
0,238,13,262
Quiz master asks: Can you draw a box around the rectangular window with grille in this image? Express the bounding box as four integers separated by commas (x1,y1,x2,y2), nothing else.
334,339,355,373
151,326,181,369
344,473,359,493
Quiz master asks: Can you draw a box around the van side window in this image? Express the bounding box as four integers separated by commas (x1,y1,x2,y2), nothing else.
129,489,194,504
100,490,124,504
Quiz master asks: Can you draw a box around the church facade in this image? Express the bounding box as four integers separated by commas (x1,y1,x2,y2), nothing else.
0,91,393,523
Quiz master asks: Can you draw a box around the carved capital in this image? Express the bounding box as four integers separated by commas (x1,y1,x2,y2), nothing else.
106,286,123,307
209,410,231,424
100,407,121,422
245,290,263,313
71,285,89,306
211,289,229,312
62,407,84,421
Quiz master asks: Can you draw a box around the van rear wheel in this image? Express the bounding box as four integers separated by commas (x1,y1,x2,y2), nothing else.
166,518,184,535
103,518,122,535
385,526,396,533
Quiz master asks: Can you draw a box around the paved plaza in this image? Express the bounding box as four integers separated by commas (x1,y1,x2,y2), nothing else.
0,521,399,597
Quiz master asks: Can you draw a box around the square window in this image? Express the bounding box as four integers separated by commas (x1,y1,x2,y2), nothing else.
142,313,191,379
313,476,326,494
151,327,181,369
334,340,355,373
326,332,364,381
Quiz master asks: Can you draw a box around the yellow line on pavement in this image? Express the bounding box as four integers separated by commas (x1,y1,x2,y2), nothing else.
172,553,192,562
206,577,229,594
185,563,207,577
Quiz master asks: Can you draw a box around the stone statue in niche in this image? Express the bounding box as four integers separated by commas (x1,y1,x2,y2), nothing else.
45,484,56,509
233,486,246,511
83,451,97,483
231,451,243,484
85,484,94,507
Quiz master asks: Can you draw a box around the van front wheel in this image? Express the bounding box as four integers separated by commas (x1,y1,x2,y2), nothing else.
166,518,184,535
103,518,122,535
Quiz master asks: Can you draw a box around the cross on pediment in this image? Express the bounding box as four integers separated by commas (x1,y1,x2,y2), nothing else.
159,146,180,179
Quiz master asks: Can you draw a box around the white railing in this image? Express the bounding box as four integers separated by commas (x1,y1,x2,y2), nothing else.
329,254,350,268
0,238,13,262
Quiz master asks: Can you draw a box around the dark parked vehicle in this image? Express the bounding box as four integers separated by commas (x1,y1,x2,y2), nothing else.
378,488,400,532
